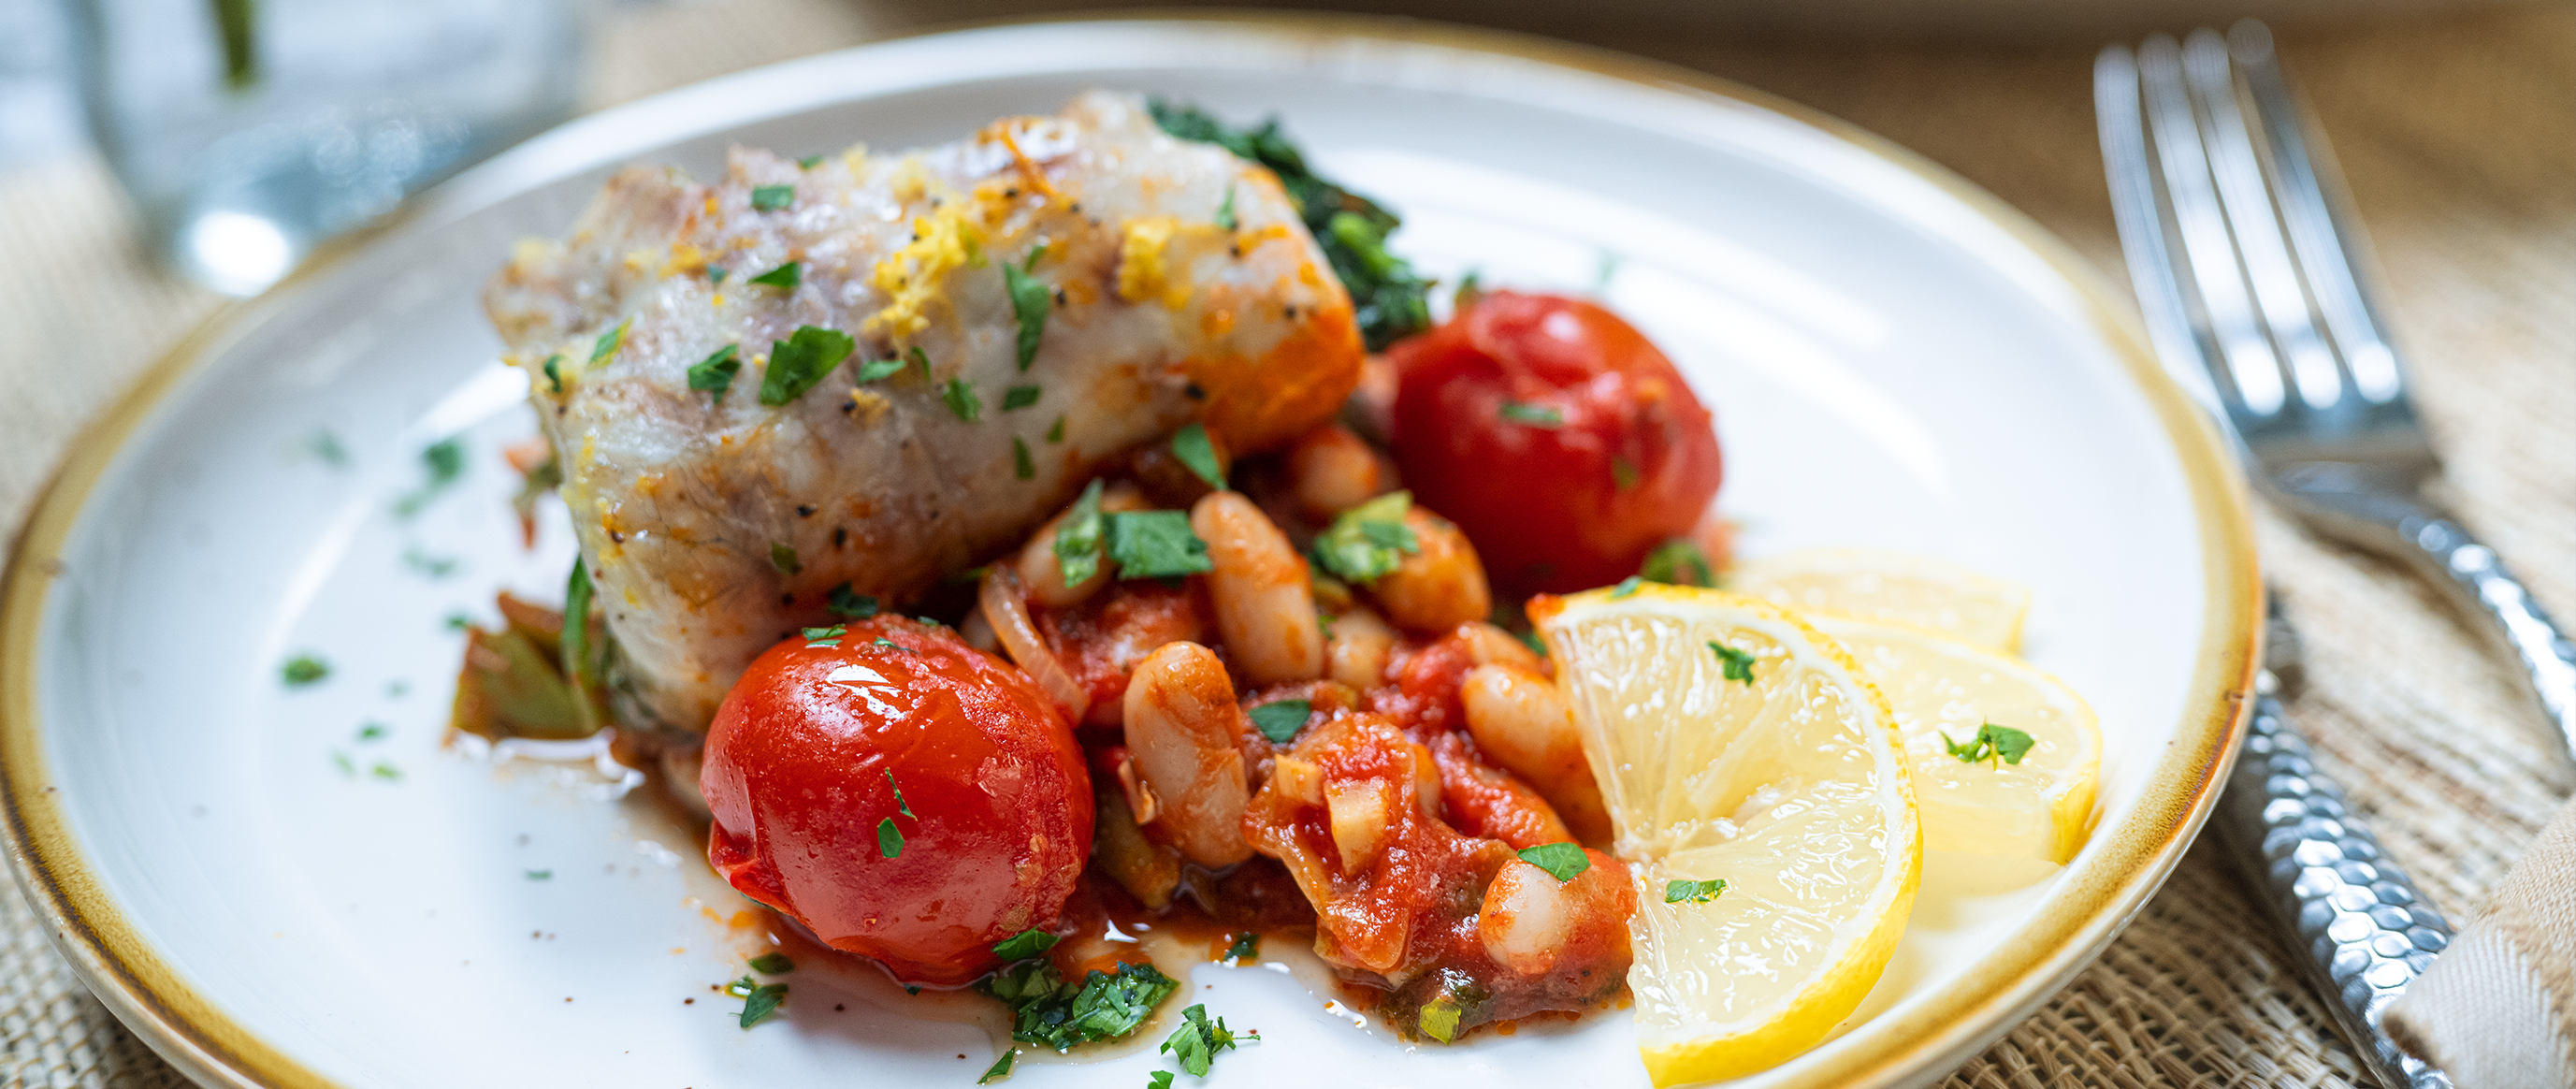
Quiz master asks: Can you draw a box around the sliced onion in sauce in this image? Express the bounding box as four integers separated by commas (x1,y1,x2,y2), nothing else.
980,563,1091,723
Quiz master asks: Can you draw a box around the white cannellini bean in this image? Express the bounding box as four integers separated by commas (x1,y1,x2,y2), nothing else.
1479,859,1574,975
1324,605,1397,690
1191,491,1324,685
1122,642,1253,866
1369,508,1492,632
1461,662,1613,845
1286,424,1394,520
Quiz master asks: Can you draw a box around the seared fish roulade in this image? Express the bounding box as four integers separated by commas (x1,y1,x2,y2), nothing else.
485,91,1366,733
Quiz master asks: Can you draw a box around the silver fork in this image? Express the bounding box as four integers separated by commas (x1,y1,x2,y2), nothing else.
2097,22,2575,1089
2097,22,2576,753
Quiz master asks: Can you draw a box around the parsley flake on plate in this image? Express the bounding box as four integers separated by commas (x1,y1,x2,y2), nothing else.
1664,878,1727,904
1223,932,1259,962
979,959,1179,1053
1001,261,1049,370
993,928,1059,961
746,261,801,289
392,437,466,517
1148,1073,1171,1089
1107,511,1212,579
1708,641,1757,685
1943,722,2035,768
979,1052,1015,1083
749,184,793,211
525,868,552,880
1169,422,1225,490
1159,1003,1247,1076
759,326,854,406
1311,490,1418,584
749,952,794,974
1516,842,1589,882
687,343,742,403
281,654,329,687
1053,479,1107,587
725,976,788,1028
1247,700,1311,744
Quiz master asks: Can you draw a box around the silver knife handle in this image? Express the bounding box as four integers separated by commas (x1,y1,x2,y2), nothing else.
2395,515,2576,757
2214,685,2454,1089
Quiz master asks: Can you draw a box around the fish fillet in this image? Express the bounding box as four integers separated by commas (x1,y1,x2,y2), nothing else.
484,91,1364,733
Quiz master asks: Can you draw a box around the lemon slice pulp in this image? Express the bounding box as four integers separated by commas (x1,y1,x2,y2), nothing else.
1811,616,2102,865
1532,586,1920,1086
1729,547,2033,653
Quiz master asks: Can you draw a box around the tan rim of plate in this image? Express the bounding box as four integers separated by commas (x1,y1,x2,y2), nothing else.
0,13,2260,1089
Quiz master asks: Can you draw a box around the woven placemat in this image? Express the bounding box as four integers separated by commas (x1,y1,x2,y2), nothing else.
4,3,2569,1086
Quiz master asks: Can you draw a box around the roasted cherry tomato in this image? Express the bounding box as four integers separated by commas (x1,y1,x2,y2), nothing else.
702,617,1093,985
1389,291,1722,595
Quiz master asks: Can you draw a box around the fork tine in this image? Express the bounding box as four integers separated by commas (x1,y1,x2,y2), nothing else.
2135,34,2290,418
2180,30,2347,413
2093,45,2230,416
2229,22,2407,404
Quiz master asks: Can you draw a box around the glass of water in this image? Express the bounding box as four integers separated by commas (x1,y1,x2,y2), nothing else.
70,0,583,295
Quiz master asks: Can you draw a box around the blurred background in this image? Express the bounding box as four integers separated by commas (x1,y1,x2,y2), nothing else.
0,2,2568,1087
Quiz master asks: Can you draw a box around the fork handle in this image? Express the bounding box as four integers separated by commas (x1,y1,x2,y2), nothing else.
2216,686,2454,1089
2273,474,2576,762
2395,515,2576,755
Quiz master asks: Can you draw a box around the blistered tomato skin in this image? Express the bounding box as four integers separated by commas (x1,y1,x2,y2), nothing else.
702,617,1093,986
1390,291,1723,595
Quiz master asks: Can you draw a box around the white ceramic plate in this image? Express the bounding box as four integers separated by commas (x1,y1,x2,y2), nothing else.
1,17,2256,1089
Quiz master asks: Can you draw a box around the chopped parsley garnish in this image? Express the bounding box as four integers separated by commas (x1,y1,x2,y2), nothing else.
1107,511,1212,579
1664,878,1727,904
1247,700,1311,744
1640,538,1715,588
1498,401,1563,428
562,556,596,688
978,1052,1014,1083
1214,184,1237,231
1046,414,1066,443
1150,101,1429,349
871,637,906,652
749,952,795,974
1943,722,2036,768
392,437,466,516
1013,436,1035,480
588,320,630,368
1611,456,1641,491
827,583,879,618
305,428,349,467
907,344,931,380
993,928,1060,961
1312,491,1418,584
749,184,794,211
331,751,355,777
687,343,742,403
1516,842,1590,882
1053,479,1107,586
1709,641,1757,685
356,721,388,741
369,762,401,781
854,356,904,383
746,261,801,289
1148,1073,1171,1089
525,868,551,880
1454,268,1484,312
1418,995,1464,1043
401,544,457,578
770,543,803,575
978,960,1179,1053
1002,262,1049,370
1609,575,1645,599
1169,423,1224,490
803,625,845,647
876,818,903,858
797,154,823,169
725,976,788,1027
1223,932,1259,962
1160,1004,1246,1076
886,770,915,818
1003,385,1043,411
942,377,982,422
759,325,854,406
282,655,329,687
541,354,564,393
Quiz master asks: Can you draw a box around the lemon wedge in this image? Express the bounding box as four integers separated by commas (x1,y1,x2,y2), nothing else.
1810,616,2101,864
1729,548,2033,653
1531,585,1920,1086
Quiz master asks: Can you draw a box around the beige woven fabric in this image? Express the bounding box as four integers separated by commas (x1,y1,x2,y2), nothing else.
2385,796,2576,1089
3,2,2569,1086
